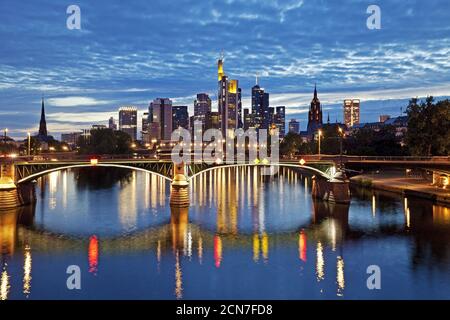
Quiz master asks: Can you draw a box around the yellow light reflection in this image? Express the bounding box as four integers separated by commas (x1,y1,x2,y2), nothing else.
175,251,183,299
372,195,376,217
0,266,9,300
261,232,269,262
337,256,345,296
316,242,325,282
198,237,203,264
23,245,32,297
253,233,260,262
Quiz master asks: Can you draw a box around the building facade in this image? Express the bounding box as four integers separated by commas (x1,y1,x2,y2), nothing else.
173,105,189,130
289,119,300,134
343,99,360,127
149,98,173,141
118,106,138,141
218,57,241,138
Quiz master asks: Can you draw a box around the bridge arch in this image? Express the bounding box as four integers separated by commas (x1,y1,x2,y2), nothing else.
17,163,173,184
187,163,333,181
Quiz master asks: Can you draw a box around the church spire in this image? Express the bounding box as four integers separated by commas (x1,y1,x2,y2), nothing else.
39,96,48,137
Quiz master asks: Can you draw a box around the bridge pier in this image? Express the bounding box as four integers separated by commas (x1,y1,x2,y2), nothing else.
0,161,36,210
170,162,190,207
312,171,351,204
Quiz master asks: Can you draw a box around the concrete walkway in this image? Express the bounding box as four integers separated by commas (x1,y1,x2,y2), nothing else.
350,172,450,205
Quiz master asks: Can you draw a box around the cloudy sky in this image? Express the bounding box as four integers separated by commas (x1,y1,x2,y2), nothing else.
1,0,449,139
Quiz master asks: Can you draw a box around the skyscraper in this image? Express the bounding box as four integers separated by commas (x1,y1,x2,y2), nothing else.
172,105,189,130
289,119,300,134
149,98,173,141
251,82,270,130
118,106,138,141
243,108,253,130
141,112,149,142
217,56,241,137
38,97,48,137
343,99,360,127
194,93,212,130
307,85,323,137
274,106,286,138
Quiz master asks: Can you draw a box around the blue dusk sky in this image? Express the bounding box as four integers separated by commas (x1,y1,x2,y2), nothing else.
0,0,449,139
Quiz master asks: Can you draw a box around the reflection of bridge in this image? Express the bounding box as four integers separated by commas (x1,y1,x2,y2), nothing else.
1,157,350,209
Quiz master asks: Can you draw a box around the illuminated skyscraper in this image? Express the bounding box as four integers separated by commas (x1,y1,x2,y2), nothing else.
274,106,286,138
217,56,241,137
307,85,323,137
172,105,189,130
149,98,173,141
118,106,138,141
251,82,270,130
194,93,212,130
343,99,360,127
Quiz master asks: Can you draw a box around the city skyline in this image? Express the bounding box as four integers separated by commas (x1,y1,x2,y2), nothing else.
1,0,450,139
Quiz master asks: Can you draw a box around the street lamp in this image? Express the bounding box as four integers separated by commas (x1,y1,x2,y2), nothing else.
318,129,322,158
27,132,31,156
338,127,343,168
3,128,8,144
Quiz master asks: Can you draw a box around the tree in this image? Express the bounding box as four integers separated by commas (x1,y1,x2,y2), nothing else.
406,97,450,156
280,132,303,157
345,126,406,156
78,128,132,155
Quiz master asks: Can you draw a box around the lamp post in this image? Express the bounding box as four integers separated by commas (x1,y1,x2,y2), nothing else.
318,129,322,158
27,132,31,156
3,128,7,144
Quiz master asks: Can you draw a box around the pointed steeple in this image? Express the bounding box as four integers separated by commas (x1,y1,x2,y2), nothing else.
39,95,48,137
327,113,330,124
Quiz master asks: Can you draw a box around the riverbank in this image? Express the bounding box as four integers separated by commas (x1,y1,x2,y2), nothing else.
350,172,450,205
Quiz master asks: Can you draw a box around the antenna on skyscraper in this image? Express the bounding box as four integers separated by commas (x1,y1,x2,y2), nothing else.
255,73,258,85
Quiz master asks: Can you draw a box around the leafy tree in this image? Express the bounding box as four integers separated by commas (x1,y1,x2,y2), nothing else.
406,97,450,156
78,128,132,155
280,132,303,157
345,126,406,156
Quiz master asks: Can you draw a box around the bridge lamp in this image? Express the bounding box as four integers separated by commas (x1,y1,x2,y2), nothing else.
262,158,269,165
49,146,55,151
299,158,306,166
27,132,31,156
8,153,17,158
254,158,260,165
90,158,99,166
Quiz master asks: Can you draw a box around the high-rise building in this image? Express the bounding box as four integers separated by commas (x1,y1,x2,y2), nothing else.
343,99,360,127
173,105,189,130
274,106,286,138
243,108,254,130
205,111,220,131
251,82,270,130
379,114,390,123
307,85,323,137
218,56,241,137
194,93,212,130
141,112,149,142
108,117,117,130
289,119,300,134
118,106,138,141
61,132,82,147
149,98,173,141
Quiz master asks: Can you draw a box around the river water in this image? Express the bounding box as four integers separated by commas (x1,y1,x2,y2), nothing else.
1,166,449,299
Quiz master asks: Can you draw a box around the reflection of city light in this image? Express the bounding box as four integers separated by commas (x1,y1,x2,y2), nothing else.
1,266,9,300
198,237,203,264
372,195,376,217
299,230,307,262
433,205,450,224
157,240,161,264
214,235,222,268
261,232,269,262
253,234,260,262
404,197,410,228
175,251,183,299
23,245,32,297
330,220,337,252
337,256,345,296
88,235,99,275
316,242,324,282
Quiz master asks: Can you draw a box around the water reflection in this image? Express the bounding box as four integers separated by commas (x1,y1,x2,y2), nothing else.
0,167,449,299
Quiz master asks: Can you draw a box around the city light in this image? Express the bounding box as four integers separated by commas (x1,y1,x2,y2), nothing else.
90,158,99,165
299,158,306,166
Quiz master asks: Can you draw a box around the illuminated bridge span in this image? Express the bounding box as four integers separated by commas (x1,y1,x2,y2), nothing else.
2,155,448,209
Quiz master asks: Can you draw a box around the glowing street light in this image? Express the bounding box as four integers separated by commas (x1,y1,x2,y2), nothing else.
317,129,322,157
27,132,31,156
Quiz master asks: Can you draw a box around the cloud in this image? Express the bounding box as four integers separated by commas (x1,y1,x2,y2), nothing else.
47,97,114,107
